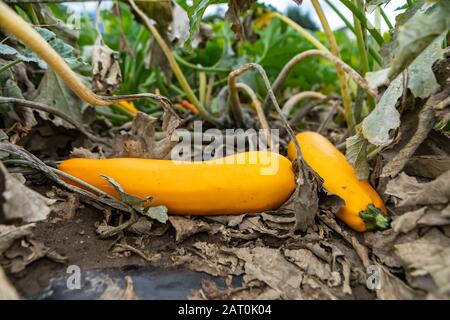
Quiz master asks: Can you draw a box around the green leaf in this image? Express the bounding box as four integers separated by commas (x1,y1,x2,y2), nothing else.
407,34,445,98
101,175,169,223
33,70,94,128
388,1,450,80
366,0,391,12
362,74,402,147
185,0,227,46
144,206,169,224
0,43,47,69
0,27,84,69
346,130,370,180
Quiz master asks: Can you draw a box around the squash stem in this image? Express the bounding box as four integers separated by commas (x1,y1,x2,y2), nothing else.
360,204,391,231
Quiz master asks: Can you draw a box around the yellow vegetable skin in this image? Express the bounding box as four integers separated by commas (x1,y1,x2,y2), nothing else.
288,132,389,232
58,151,296,215
116,101,138,114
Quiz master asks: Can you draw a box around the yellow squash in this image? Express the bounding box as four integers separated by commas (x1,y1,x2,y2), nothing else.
288,132,389,232
58,151,296,215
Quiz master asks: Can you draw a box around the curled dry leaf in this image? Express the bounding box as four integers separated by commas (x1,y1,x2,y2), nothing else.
283,248,334,284
382,103,436,178
2,238,67,274
169,216,221,243
224,246,304,300
375,264,419,300
70,147,101,159
364,229,419,268
404,155,450,179
395,229,450,296
50,190,80,220
0,223,34,255
277,177,320,233
0,162,55,224
225,0,257,41
92,36,122,95
111,112,181,159
385,170,450,207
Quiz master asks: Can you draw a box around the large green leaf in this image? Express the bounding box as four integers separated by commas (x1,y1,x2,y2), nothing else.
33,70,94,128
362,74,402,147
388,1,450,80
0,27,83,69
183,0,227,46
346,130,370,180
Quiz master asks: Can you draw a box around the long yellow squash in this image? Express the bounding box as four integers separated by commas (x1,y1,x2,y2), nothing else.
288,132,389,232
58,151,296,215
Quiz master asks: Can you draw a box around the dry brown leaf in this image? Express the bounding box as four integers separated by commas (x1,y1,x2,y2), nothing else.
188,242,244,277
382,103,436,177
92,36,122,95
395,229,450,295
364,229,419,268
169,216,217,243
0,266,19,300
392,207,427,233
0,162,54,223
111,112,181,159
225,0,256,41
3,238,67,273
277,177,320,233
392,207,450,233
50,191,80,220
223,246,304,299
283,248,333,283
376,264,419,300
405,155,450,179
385,171,450,207
0,223,34,255
70,147,101,159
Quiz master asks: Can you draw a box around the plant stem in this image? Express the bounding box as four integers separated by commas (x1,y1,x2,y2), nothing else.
273,12,328,51
324,0,382,65
267,50,377,104
379,6,394,30
339,0,384,46
228,70,245,128
235,82,271,146
0,59,21,74
174,53,230,73
353,0,370,76
128,0,219,126
312,0,355,134
282,91,326,117
199,71,206,107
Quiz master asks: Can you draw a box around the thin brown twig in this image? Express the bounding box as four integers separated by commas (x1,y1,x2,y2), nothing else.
114,243,161,262
282,91,326,117
0,96,110,145
262,49,378,114
289,95,341,128
317,100,339,134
